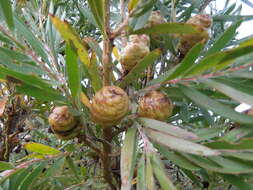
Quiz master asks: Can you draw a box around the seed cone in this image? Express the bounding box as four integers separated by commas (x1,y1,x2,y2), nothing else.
120,34,150,72
138,91,173,121
48,106,79,140
178,14,212,56
90,86,130,126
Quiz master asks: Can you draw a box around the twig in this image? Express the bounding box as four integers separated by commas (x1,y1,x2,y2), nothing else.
141,62,253,93
102,0,113,86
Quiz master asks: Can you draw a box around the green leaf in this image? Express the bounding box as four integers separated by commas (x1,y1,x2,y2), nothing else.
213,15,253,22
50,15,91,66
221,126,253,143
221,174,253,190
183,44,253,76
131,0,156,18
87,0,104,35
0,0,14,30
138,118,199,141
44,157,65,178
132,23,199,35
165,42,203,80
155,144,200,171
89,53,102,92
151,153,177,190
0,66,55,91
118,49,161,88
205,21,242,56
66,156,81,181
9,166,33,190
16,84,66,102
183,154,253,174
146,152,155,190
24,143,61,155
78,5,98,28
179,85,253,124
128,0,141,12
194,128,225,141
202,78,253,107
148,42,203,86
65,43,80,98
146,129,220,156
0,161,14,171
18,162,46,190
205,138,253,150
120,127,137,190
137,156,147,190
14,15,49,65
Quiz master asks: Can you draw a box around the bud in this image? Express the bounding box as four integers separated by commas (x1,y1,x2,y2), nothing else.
48,106,79,140
138,91,173,121
178,14,212,56
90,86,130,126
120,41,150,72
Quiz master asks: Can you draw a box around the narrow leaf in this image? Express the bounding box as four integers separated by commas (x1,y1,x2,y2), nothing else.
0,161,14,171
133,23,199,35
137,156,146,190
0,0,14,30
202,78,253,107
148,42,203,86
183,44,253,76
151,154,177,190
66,156,81,181
146,153,155,190
65,43,80,97
128,0,141,12
138,118,199,141
50,15,90,66
206,21,242,56
18,162,46,190
121,128,137,190
221,174,253,190
24,143,61,155
87,0,104,34
14,16,49,65
155,144,200,171
146,129,220,156
179,85,253,124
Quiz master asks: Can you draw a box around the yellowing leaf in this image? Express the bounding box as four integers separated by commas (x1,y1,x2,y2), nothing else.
112,46,120,61
24,142,61,155
50,15,90,66
128,0,140,12
80,92,91,108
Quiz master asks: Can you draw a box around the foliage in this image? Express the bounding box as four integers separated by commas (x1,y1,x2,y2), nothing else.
0,0,253,189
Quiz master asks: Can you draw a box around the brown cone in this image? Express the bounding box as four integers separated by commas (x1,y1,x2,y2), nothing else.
90,86,130,126
48,106,80,140
138,91,173,121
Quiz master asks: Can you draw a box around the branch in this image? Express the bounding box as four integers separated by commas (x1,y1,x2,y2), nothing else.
102,0,113,86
